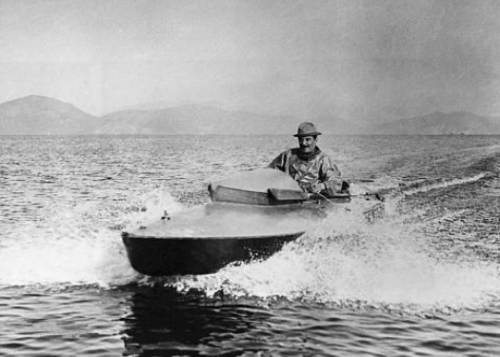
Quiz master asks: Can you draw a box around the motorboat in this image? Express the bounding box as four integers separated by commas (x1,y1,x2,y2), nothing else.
122,169,382,276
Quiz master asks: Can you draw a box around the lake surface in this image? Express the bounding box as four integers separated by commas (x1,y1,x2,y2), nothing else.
1,134,500,356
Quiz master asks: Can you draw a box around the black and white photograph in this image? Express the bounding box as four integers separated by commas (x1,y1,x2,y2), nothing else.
1,0,500,356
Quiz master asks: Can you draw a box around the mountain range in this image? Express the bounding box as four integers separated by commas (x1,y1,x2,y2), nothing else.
1,95,500,135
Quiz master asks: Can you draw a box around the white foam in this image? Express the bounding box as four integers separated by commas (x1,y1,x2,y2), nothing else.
0,188,181,287
403,174,487,196
5,180,499,313
164,209,500,312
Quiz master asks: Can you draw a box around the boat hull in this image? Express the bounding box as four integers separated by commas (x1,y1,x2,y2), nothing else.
122,231,304,276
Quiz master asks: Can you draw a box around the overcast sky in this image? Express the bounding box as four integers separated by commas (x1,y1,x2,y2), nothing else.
1,0,500,123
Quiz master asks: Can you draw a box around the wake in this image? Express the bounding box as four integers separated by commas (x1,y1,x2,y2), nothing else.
141,200,500,316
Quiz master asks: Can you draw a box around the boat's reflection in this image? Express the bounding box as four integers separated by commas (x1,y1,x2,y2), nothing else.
121,285,271,356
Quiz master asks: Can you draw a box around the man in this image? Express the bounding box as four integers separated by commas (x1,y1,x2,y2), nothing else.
268,122,343,195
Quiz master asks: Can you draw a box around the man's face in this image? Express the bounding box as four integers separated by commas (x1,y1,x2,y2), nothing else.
298,136,317,154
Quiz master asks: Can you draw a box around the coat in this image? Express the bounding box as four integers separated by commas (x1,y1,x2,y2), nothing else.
268,147,342,194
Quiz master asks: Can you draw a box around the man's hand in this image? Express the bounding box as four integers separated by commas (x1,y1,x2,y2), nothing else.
309,182,325,194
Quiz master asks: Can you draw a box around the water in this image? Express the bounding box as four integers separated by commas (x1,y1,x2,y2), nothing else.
1,134,500,356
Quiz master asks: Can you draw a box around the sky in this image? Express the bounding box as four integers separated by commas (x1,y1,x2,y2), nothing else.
1,0,500,123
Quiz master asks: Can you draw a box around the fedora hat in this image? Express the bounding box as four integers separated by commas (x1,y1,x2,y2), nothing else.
293,122,322,137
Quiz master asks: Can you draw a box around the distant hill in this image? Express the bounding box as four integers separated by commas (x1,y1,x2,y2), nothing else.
312,115,362,135
0,95,99,135
99,105,293,135
111,101,360,135
99,105,359,135
370,111,500,135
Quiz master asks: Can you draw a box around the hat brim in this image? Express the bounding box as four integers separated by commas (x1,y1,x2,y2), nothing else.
293,131,322,137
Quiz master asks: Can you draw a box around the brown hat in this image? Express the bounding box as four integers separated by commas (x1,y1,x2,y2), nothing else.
293,122,322,137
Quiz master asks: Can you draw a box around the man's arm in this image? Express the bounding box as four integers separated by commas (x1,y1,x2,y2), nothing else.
318,155,343,193
268,151,287,172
